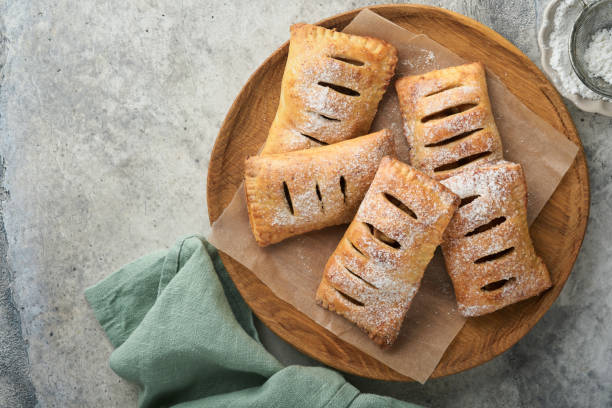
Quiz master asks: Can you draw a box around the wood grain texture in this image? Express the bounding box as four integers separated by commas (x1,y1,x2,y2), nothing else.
206,5,590,381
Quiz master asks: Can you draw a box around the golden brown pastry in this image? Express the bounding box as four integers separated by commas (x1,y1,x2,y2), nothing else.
245,129,395,247
260,23,398,155
316,157,459,347
441,161,552,317
395,62,503,180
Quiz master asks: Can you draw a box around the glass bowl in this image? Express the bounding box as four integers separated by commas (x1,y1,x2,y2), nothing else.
569,0,612,98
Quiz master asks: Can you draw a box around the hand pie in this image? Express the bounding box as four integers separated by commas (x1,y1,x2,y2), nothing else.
316,157,459,347
261,23,398,155
440,161,552,317
245,129,394,247
395,62,503,180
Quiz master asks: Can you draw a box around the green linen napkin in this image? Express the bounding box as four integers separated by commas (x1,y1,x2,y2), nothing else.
85,235,419,408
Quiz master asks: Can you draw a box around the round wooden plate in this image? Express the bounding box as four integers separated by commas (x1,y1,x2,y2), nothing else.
207,4,590,381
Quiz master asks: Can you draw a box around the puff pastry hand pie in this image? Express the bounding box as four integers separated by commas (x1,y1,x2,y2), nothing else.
261,23,398,155
245,129,395,247
316,157,459,347
395,62,503,180
440,161,552,317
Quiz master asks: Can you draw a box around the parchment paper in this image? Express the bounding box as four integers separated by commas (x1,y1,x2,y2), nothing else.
209,9,579,383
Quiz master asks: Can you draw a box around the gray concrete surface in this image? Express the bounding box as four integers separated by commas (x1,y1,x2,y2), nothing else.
0,158,37,408
0,0,610,407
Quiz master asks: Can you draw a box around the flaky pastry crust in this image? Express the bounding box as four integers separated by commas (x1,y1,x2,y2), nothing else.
261,23,398,155
395,62,503,180
245,129,395,247
441,161,552,317
316,157,459,347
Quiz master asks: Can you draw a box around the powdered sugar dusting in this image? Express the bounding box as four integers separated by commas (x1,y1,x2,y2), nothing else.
584,28,612,85
441,162,552,317
442,160,517,234
547,0,612,101
247,131,394,246
263,24,397,154
317,158,457,345
396,63,503,179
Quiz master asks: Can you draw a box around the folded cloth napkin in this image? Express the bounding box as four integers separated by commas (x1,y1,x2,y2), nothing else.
85,235,419,408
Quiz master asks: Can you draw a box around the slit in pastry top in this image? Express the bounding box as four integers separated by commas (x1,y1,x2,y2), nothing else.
440,161,552,317
260,24,398,155
316,157,460,348
395,62,504,180
244,129,395,247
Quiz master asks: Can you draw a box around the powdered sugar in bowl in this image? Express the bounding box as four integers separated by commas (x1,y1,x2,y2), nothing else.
569,0,612,98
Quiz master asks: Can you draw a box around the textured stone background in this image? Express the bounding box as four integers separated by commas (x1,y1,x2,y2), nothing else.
0,0,610,407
